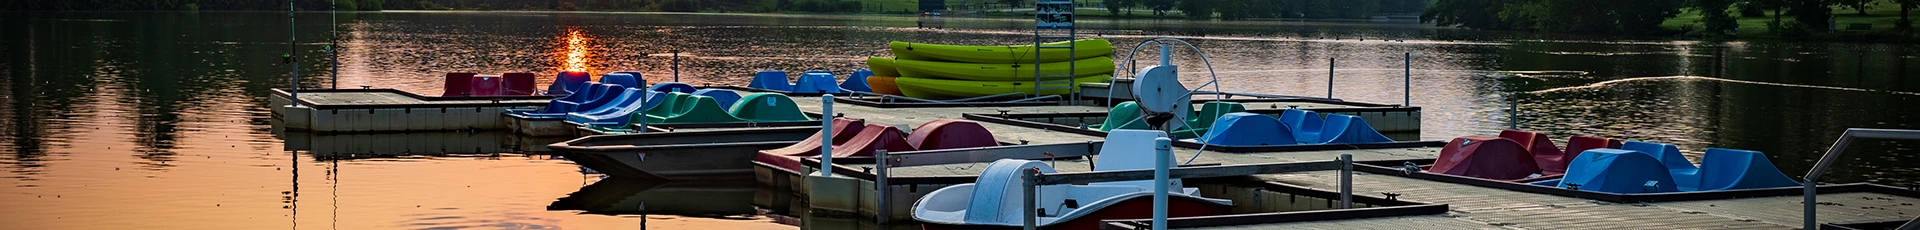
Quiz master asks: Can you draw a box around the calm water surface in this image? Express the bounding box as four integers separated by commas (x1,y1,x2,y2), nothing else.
2,11,1915,229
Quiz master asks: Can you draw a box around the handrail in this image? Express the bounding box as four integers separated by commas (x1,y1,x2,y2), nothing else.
1804,128,1920,230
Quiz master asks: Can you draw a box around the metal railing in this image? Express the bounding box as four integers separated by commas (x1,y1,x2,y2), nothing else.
1804,128,1920,230
1018,138,1353,230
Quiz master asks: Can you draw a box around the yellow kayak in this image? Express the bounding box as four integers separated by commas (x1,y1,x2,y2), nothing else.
867,75,902,96
894,56,1115,81
894,75,1112,99
890,39,1114,64
866,57,900,77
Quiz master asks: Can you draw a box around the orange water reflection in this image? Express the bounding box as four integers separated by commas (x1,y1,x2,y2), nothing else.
559,28,593,74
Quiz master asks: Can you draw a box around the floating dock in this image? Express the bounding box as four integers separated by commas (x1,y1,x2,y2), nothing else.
269,88,550,133
736,95,1918,229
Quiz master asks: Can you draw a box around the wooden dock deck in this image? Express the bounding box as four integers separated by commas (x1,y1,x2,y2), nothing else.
773,95,1917,229
269,88,550,132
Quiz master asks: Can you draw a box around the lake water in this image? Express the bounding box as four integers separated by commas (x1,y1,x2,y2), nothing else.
2,11,1915,229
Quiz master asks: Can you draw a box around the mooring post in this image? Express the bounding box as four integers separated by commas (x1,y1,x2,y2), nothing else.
1340,154,1353,209
1022,169,1038,230
1510,93,1520,130
1404,52,1411,106
636,78,649,133
1327,57,1335,98
819,95,835,177
287,0,299,107
672,50,681,83
1153,137,1172,230
876,149,890,224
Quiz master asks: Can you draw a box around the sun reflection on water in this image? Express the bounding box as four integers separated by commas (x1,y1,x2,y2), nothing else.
559,28,592,73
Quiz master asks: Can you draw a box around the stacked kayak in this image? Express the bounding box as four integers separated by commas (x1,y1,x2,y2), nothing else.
866,39,1116,99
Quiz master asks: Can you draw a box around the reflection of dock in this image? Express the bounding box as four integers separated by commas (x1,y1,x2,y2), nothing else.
269,88,550,133
548,177,762,217
277,130,567,159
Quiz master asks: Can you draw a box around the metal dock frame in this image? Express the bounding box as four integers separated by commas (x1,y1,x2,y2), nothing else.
1033,0,1077,105
1804,128,1920,230
1016,138,1355,230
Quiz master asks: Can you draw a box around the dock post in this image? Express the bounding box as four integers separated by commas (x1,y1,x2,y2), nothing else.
1510,93,1519,130
1327,57,1335,98
636,78,649,133
819,95,834,177
1340,154,1353,209
1404,52,1411,106
1153,137,1172,230
672,50,680,83
1022,169,1038,230
876,149,890,224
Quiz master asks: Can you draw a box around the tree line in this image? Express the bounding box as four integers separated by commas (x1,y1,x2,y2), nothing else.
1092,0,1430,19
1,0,867,13
1422,0,1917,34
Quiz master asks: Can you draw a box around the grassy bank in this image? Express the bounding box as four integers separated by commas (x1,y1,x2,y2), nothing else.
1660,1,1916,41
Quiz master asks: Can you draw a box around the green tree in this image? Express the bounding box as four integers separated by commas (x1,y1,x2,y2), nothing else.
1423,0,1527,29
1141,0,1175,15
1177,0,1214,18
1900,0,1916,28
1698,0,1741,34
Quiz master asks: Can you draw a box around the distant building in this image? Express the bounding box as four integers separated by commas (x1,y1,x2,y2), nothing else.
919,0,945,12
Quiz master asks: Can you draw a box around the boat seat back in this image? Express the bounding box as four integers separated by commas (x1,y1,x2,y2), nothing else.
1430,136,1541,180
1279,109,1325,143
1622,141,1700,172
1189,101,1247,129
580,88,642,116
534,82,601,113
651,82,698,94
906,119,1000,150
564,88,646,124
1099,102,1151,132
1697,148,1801,191
572,84,626,112
756,118,866,157
730,93,813,122
549,71,593,96
441,72,477,97
600,73,641,89
1557,148,1680,193
750,70,793,91
793,72,842,93
643,93,693,117
1499,130,1567,173
1198,112,1297,146
470,75,505,96
1318,114,1395,144
964,159,1069,224
831,124,917,158
646,95,746,124
692,89,742,111
502,72,537,95
1091,130,1183,189
841,69,874,92
1548,136,1622,174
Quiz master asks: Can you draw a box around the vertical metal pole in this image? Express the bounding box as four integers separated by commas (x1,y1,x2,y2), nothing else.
1404,52,1411,106
1340,154,1353,209
1022,169,1038,230
819,95,835,177
672,50,681,83
1510,93,1519,130
330,0,338,89
876,149,890,225
1159,44,1171,66
636,78,649,133
1804,182,1817,230
288,0,299,107
1152,137,1172,230
1327,57,1334,98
